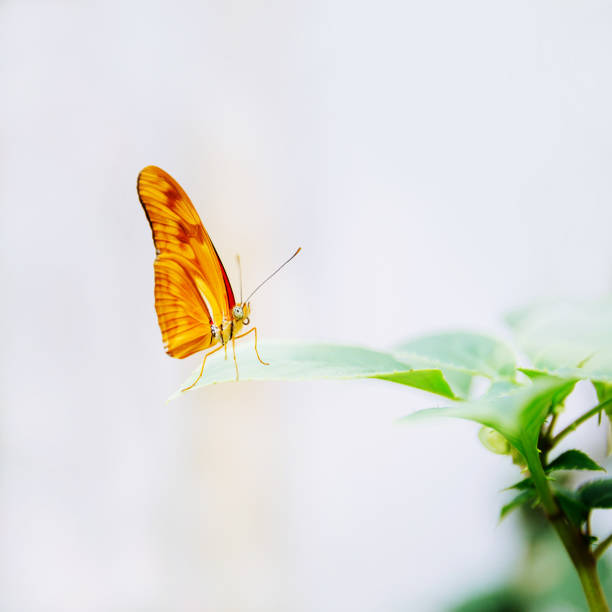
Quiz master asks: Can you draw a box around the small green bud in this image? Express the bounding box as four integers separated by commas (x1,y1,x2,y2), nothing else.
478,426,511,455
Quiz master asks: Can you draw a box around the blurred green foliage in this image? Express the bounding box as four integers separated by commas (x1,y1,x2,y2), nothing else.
183,297,612,610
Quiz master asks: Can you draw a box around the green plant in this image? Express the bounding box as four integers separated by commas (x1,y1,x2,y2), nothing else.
178,297,612,611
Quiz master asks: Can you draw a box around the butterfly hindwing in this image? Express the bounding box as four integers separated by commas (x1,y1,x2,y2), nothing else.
153,254,214,358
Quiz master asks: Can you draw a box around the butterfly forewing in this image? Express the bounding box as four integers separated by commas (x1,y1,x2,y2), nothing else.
137,166,236,358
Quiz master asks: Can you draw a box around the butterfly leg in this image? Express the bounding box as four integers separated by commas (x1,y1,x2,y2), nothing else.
233,326,269,366
181,344,225,392
232,335,239,381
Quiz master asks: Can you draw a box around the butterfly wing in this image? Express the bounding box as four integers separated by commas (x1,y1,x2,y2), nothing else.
137,165,236,358
153,254,213,358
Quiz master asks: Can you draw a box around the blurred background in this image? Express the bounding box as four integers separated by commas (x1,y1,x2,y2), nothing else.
2,1,612,610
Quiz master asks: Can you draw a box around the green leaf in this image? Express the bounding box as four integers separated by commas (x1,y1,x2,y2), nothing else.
547,449,604,473
373,370,457,397
487,380,524,396
394,332,518,399
507,298,612,383
519,367,556,380
508,450,604,493
173,341,466,399
578,478,612,509
401,376,577,459
594,382,612,418
500,489,535,520
594,382,612,456
555,487,590,527
449,588,528,612
506,475,535,491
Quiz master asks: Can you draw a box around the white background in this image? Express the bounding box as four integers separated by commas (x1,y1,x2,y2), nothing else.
1,1,612,610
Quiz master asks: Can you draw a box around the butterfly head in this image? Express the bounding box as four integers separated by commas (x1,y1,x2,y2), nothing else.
232,302,251,326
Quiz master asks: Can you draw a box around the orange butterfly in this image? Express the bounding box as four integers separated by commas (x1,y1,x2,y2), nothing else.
137,165,300,391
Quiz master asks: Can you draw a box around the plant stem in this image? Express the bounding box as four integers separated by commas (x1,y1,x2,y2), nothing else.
595,533,612,560
550,398,612,449
523,443,610,611
575,558,609,612
545,411,559,440
539,412,559,461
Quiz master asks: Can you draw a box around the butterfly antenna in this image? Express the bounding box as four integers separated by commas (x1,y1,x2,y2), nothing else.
245,247,302,302
236,254,243,303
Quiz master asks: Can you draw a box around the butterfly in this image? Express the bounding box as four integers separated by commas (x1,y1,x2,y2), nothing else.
137,165,300,391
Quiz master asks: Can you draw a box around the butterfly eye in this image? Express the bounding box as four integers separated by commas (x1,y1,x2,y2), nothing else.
243,317,250,326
